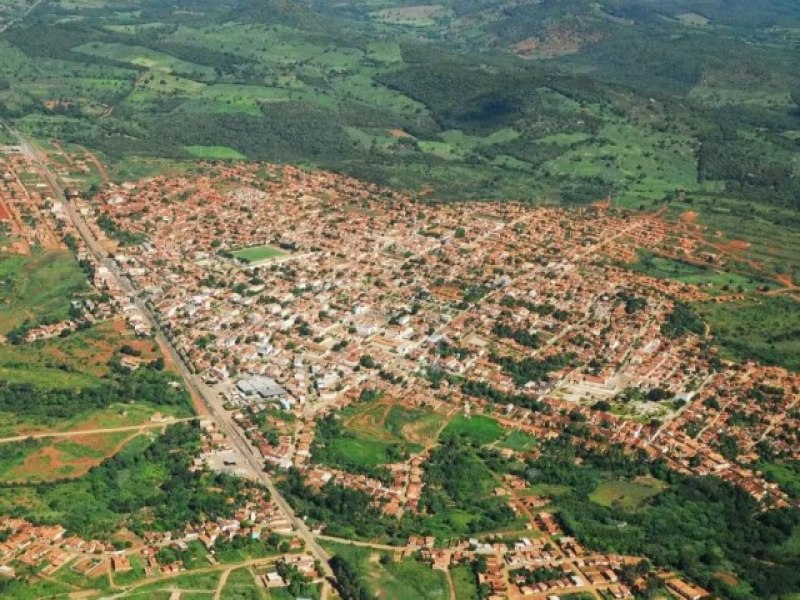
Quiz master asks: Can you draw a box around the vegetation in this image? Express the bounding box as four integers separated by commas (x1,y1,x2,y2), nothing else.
232,244,287,264
311,412,421,482
0,358,192,426
0,249,88,334
326,542,449,600
526,438,800,599
697,296,800,370
0,422,259,539
660,302,705,339
441,414,503,446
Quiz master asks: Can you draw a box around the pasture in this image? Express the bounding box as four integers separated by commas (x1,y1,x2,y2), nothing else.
589,476,668,511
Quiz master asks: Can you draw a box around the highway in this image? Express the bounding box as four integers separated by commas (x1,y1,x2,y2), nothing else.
0,119,335,581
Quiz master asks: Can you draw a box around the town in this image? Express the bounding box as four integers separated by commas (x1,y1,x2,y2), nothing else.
0,141,798,599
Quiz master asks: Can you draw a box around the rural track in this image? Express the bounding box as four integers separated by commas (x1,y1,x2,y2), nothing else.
0,417,198,444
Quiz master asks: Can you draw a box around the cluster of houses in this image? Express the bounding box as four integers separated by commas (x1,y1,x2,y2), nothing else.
6,147,795,599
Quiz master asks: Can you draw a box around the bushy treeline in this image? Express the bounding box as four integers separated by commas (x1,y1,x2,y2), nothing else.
528,438,800,599
1,422,259,539
0,361,190,421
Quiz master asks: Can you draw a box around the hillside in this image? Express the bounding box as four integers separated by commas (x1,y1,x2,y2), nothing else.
0,0,796,258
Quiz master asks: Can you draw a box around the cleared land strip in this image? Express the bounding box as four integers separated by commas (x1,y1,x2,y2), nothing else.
0,417,198,444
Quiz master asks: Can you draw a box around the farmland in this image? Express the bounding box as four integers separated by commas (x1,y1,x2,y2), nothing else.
0,0,796,262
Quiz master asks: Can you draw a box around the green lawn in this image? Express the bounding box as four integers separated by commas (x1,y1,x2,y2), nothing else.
220,567,266,600
184,145,246,160
324,433,421,469
442,414,503,445
120,570,220,597
232,245,287,264
758,461,800,499
589,477,668,511
498,430,538,452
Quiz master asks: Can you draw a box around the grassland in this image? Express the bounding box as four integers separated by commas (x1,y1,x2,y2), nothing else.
220,567,265,600
316,402,436,470
119,570,221,598
0,430,143,482
498,430,538,452
450,564,480,600
628,251,771,295
232,244,287,264
696,295,800,371
0,248,89,333
345,401,445,446
442,414,503,445
588,476,668,511
758,460,800,499
321,541,449,600
185,145,246,160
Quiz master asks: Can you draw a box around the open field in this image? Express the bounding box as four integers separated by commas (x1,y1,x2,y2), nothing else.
321,541,449,600
232,244,287,264
498,430,538,452
220,567,266,600
628,252,771,295
0,248,89,333
451,564,480,600
758,460,800,499
589,476,669,511
442,414,503,445
344,401,445,447
313,401,443,472
696,295,800,371
0,429,142,482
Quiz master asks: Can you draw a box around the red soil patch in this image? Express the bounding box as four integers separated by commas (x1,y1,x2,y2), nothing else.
679,210,699,223
9,240,29,254
389,129,412,139
725,239,750,251
776,272,795,288
9,432,138,482
0,202,10,220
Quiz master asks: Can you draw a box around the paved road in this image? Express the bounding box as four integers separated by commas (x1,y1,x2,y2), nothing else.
0,119,334,581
